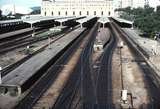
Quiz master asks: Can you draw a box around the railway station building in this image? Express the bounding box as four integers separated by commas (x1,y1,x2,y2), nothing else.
41,0,115,17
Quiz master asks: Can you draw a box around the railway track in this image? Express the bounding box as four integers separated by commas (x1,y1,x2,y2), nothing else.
0,29,47,49
0,28,40,43
57,19,160,109
0,26,79,77
111,20,160,108
95,23,117,108
32,25,93,109
52,21,118,109
81,22,99,105
0,27,70,54
14,26,90,109
0,31,67,76
5,18,160,109
51,20,120,109
52,22,99,109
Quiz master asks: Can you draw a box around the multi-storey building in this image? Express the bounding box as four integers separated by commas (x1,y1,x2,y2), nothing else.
41,0,115,17
116,0,145,9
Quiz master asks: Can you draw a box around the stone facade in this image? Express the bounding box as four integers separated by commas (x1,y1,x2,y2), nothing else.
41,0,115,17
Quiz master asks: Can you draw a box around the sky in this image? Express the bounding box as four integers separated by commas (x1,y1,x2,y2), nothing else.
0,0,41,8
0,0,160,8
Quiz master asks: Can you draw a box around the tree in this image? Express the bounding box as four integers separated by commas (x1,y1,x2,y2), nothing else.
156,5,160,15
116,6,160,38
0,10,2,18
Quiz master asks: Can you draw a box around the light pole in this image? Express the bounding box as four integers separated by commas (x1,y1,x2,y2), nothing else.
48,33,51,49
32,25,35,37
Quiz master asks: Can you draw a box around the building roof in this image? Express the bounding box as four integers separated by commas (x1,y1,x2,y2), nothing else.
0,16,76,25
112,17,133,25
76,16,95,24
22,16,61,24
98,17,110,24
55,16,76,23
0,19,22,24
55,16,85,23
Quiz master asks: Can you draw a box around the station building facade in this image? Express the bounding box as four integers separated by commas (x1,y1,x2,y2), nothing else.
41,0,115,17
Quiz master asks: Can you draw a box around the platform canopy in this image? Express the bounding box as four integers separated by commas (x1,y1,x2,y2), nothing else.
112,17,133,25
22,16,76,28
0,19,22,24
76,16,95,24
55,17,74,23
55,16,84,23
22,16,61,24
98,17,110,24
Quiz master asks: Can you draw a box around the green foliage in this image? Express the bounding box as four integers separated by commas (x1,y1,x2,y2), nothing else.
156,6,160,14
116,5,160,38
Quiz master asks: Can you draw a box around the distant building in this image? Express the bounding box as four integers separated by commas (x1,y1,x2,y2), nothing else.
41,0,115,17
133,0,145,8
115,0,145,9
144,0,149,6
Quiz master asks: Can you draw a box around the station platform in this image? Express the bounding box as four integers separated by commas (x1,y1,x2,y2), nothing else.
122,28,160,56
122,28,160,85
0,28,33,40
0,27,85,96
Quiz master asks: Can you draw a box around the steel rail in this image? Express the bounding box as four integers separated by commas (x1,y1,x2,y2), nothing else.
1,26,79,77
95,23,117,109
52,22,99,109
112,21,160,109
14,27,88,109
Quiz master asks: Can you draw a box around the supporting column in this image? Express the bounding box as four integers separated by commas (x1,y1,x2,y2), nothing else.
26,46,30,54
48,36,51,49
131,23,134,29
80,23,83,28
0,67,2,84
103,23,105,28
32,27,35,37
31,23,33,29
60,22,63,26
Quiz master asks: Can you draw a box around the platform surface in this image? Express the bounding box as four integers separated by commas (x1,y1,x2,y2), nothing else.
0,28,33,39
123,28,160,77
1,28,85,86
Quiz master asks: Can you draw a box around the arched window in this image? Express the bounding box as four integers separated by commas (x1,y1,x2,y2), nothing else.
52,11,53,16
65,11,67,16
108,11,111,16
87,11,89,15
44,11,46,16
79,11,81,15
58,11,61,16
73,11,75,15
101,11,103,16
94,11,96,15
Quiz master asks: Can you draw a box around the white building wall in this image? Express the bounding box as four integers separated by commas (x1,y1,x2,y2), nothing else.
41,0,114,17
133,0,145,8
115,0,145,9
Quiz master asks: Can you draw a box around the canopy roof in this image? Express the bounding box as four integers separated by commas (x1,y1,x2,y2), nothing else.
98,17,110,24
76,16,95,24
112,17,133,25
